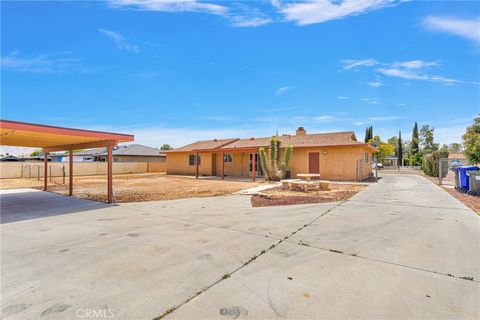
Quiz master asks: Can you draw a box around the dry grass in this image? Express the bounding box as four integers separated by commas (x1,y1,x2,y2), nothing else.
0,173,262,203
251,184,366,207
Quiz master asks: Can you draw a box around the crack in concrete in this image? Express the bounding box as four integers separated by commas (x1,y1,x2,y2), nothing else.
347,199,472,212
288,240,478,284
153,201,345,319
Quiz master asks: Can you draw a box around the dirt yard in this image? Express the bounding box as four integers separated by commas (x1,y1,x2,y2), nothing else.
0,173,262,203
251,184,366,207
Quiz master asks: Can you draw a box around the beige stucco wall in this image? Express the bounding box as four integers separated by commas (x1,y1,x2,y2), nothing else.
0,161,166,179
287,146,372,181
166,152,214,176
166,146,373,181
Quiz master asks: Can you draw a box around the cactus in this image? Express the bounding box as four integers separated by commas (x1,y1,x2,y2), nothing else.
259,137,293,181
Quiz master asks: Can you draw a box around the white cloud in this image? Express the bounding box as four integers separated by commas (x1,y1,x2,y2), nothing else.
275,86,294,95
230,15,272,27
99,28,139,53
365,80,384,87
341,58,379,70
278,0,398,26
377,67,427,80
1,52,80,73
0,146,36,157
342,58,480,87
108,0,227,15
313,115,334,122
353,121,367,126
377,67,480,86
337,96,349,100
360,98,382,105
422,16,480,44
271,0,281,8
391,60,439,69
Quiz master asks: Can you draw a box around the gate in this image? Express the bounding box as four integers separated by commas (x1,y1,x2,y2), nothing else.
439,158,467,186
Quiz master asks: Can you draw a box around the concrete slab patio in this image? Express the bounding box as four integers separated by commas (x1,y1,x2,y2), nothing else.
1,174,479,319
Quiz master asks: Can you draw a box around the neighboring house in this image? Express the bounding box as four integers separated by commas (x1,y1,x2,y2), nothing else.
0,155,23,161
383,155,398,167
96,144,166,162
448,153,466,160
165,127,376,181
52,144,166,163
23,153,52,161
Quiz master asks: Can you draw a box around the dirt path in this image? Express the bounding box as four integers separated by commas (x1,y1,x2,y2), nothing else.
0,173,262,202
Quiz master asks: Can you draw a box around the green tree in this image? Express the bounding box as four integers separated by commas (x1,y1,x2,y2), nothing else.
422,149,449,177
160,144,172,150
388,136,399,156
411,122,419,155
448,142,463,154
369,135,394,163
419,124,435,151
397,131,403,166
259,137,293,181
364,126,373,143
462,115,480,164
30,150,40,156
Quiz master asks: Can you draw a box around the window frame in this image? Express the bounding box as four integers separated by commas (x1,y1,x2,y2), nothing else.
224,153,233,163
188,154,201,166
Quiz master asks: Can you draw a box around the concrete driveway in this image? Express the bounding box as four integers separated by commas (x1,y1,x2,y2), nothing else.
1,174,478,319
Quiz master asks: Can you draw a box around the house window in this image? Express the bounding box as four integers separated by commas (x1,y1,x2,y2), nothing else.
365,152,369,162
224,153,233,163
189,154,201,166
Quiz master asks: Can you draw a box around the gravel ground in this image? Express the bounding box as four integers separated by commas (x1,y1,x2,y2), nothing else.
251,184,366,207
442,187,480,214
0,173,262,203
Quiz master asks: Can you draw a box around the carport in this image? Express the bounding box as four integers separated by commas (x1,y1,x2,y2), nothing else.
0,120,134,203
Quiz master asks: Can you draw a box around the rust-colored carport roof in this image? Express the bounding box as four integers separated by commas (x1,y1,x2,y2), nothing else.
0,119,135,203
0,119,134,150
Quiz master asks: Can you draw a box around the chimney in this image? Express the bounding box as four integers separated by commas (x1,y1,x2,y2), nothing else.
296,127,306,136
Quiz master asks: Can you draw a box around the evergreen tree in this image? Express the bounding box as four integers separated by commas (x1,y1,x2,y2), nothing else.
364,126,373,143
411,122,419,155
419,124,435,151
397,131,403,167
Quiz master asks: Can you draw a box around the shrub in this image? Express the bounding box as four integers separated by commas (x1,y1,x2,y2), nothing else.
421,150,449,177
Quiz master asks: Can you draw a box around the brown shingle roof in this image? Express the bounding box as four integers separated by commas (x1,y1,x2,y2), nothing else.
168,131,373,152
222,132,362,149
166,138,238,152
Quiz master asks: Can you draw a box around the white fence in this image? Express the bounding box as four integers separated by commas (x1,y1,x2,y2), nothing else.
0,161,165,179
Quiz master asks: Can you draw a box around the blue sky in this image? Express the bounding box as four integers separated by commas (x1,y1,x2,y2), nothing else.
1,0,479,153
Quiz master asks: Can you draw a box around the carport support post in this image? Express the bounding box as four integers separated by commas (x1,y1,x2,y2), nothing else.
252,151,256,182
69,148,73,196
107,145,113,203
195,152,199,178
221,152,225,180
43,151,48,191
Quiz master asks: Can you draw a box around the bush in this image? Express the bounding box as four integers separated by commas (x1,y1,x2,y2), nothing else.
421,150,449,177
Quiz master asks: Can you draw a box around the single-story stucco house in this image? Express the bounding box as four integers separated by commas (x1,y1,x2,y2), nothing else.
165,127,377,181
52,144,166,163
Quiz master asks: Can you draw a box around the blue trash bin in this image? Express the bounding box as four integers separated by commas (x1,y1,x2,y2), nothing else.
457,166,479,193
